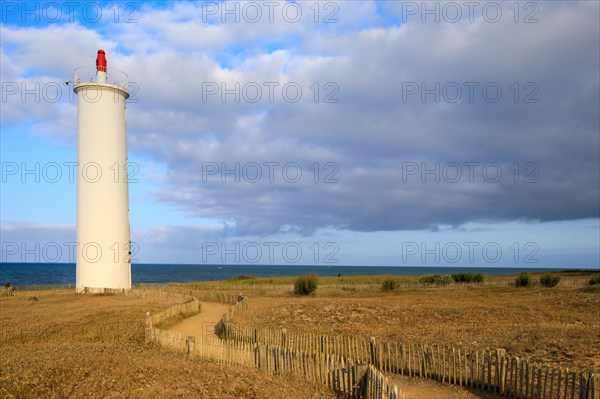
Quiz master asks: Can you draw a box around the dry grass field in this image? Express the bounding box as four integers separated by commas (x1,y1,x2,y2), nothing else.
1,272,598,398
230,276,600,373
0,291,335,399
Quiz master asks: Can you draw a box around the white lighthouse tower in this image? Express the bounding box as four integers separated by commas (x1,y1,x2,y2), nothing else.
74,50,131,293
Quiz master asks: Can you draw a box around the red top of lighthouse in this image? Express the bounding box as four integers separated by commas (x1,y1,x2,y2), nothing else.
96,49,107,72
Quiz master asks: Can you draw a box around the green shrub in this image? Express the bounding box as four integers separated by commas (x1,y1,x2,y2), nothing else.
451,272,485,284
381,277,398,291
589,275,600,285
579,285,600,293
540,274,560,287
452,272,471,283
294,274,318,295
416,274,434,284
515,273,532,287
416,274,453,285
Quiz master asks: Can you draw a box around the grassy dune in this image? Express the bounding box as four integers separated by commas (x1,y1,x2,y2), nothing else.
227,272,600,372
1,271,597,398
0,291,334,399
171,270,597,293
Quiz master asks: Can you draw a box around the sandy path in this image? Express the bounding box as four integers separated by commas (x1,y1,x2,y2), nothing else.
168,302,504,398
167,302,231,339
388,374,503,399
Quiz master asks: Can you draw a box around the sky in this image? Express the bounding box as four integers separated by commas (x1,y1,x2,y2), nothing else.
1,0,599,268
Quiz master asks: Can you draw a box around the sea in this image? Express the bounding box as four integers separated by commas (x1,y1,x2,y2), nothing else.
0,263,589,287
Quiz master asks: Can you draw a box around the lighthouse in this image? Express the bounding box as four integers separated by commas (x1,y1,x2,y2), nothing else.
73,50,131,292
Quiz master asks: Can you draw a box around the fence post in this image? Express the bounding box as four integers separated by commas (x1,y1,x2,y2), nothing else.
592,373,600,399
186,336,194,356
145,311,152,342
497,348,506,394
282,328,287,349
257,344,266,370
355,364,369,398
370,337,377,366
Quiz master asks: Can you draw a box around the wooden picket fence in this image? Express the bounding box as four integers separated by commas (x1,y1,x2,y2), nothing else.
135,285,244,303
1,284,75,297
145,291,404,398
149,327,404,399
142,289,598,399
121,287,195,302
147,298,201,326
222,323,599,399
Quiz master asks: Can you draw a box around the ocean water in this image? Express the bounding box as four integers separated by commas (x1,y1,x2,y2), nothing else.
0,262,579,287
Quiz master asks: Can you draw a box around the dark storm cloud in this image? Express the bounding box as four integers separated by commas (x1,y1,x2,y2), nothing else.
137,2,599,235
2,1,598,238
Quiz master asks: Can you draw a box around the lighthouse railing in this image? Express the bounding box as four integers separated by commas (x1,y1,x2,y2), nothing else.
74,66,129,88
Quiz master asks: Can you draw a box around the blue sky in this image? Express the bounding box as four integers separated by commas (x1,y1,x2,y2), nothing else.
1,1,599,268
